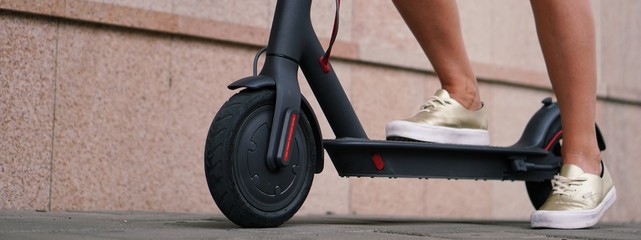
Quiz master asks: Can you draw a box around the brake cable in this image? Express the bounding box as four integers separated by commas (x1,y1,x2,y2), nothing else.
253,47,268,76
319,0,340,73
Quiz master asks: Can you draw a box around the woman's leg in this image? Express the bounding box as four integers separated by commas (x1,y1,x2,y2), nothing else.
387,0,488,145
392,0,481,110
530,0,601,174
530,1,615,229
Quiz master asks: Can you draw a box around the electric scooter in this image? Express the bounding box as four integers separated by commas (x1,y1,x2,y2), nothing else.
204,0,606,228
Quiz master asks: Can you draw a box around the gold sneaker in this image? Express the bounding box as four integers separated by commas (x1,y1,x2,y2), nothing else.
385,89,489,145
530,163,617,229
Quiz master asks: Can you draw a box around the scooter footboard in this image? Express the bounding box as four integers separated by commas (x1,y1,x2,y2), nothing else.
324,139,560,181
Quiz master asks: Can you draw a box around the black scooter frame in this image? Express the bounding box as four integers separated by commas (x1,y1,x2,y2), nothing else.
228,0,606,181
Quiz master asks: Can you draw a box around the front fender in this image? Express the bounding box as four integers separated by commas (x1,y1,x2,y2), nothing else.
228,75,275,90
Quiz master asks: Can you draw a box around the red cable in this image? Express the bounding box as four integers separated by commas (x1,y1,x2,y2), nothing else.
320,0,340,73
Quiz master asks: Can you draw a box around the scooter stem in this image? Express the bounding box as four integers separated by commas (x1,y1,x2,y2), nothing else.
262,0,367,170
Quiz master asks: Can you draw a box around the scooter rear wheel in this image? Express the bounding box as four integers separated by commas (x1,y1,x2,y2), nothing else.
204,89,316,228
525,119,562,209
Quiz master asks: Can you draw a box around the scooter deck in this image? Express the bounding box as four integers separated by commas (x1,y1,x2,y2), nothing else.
323,138,560,181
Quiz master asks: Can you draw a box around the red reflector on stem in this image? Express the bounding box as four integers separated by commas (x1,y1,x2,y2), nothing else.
372,153,384,171
283,113,297,161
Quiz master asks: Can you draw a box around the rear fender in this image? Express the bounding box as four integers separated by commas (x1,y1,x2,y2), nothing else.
512,97,606,151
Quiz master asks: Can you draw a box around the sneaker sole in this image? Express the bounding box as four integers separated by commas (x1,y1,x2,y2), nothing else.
530,186,617,229
385,120,490,145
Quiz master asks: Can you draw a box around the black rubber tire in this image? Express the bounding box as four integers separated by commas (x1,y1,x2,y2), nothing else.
525,119,562,210
204,89,316,228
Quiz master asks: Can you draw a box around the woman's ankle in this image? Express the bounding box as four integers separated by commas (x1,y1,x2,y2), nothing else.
562,152,603,176
444,86,482,111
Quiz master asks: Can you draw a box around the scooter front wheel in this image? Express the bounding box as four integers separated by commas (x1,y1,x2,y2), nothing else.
204,89,316,228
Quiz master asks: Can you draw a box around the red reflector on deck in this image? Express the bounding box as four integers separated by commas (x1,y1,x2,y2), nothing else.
372,153,384,171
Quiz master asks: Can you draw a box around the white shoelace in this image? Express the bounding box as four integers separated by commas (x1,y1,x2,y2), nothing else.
551,175,587,196
420,96,452,112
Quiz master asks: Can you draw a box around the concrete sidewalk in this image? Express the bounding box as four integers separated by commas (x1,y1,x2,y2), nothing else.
0,211,639,240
